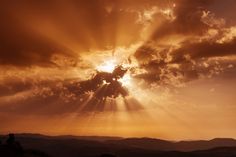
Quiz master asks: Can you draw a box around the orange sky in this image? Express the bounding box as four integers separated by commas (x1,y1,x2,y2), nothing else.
1,0,236,140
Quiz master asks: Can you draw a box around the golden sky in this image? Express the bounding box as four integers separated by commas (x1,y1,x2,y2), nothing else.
1,0,236,140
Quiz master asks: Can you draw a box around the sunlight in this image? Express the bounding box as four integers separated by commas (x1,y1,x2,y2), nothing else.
96,59,116,73
118,73,132,87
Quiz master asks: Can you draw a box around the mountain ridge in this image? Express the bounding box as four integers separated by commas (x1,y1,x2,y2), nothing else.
1,133,236,151
1,133,236,157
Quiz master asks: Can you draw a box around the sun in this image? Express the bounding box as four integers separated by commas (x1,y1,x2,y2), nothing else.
118,73,132,87
96,59,133,87
96,59,116,73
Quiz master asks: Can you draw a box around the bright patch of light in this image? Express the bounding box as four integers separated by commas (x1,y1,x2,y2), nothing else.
160,7,176,21
103,80,108,85
96,59,116,73
118,73,132,87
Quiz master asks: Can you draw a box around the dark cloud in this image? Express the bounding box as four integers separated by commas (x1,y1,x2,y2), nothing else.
0,80,32,97
0,65,144,115
134,45,158,63
131,0,236,86
149,0,213,41
133,36,236,85
171,38,236,63
209,0,236,25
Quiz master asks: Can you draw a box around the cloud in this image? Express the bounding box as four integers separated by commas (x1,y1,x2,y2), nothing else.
130,0,236,87
0,0,146,66
1,0,236,116
170,38,236,63
148,0,213,41
0,67,137,115
133,35,236,86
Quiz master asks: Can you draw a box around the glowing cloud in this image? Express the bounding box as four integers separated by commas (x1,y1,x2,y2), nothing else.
96,59,117,73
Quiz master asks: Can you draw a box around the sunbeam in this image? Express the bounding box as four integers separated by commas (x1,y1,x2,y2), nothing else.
1,0,236,142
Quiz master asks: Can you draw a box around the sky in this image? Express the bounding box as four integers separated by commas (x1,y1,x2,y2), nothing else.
1,0,236,140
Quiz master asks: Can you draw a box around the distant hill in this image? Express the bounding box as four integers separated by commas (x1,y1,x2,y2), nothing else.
107,137,236,151
1,134,236,157
0,133,123,142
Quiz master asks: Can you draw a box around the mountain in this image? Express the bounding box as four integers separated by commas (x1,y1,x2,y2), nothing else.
107,137,236,151
0,133,123,142
1,134,236,157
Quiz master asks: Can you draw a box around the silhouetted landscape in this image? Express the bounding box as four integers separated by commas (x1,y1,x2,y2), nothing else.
1,133,236,157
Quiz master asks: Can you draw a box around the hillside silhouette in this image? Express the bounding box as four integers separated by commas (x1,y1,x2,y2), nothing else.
0,134,50,157
1,134,236,157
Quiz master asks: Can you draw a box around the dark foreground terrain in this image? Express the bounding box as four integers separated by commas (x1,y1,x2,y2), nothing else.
1,134,236,157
